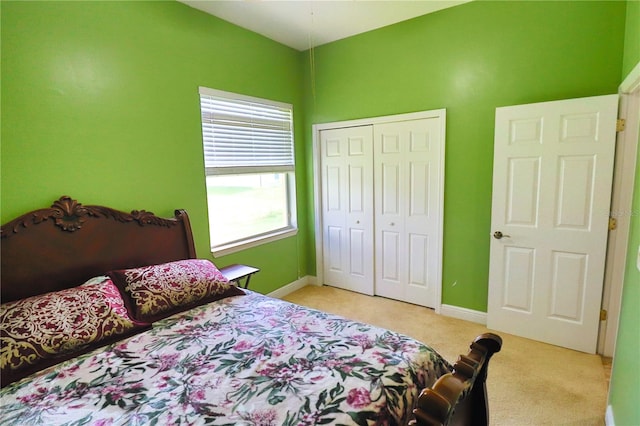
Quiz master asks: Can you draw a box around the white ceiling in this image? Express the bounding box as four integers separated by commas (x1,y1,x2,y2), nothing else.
179,1,470,51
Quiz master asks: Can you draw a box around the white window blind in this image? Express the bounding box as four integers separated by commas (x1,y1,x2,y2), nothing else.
199,87,294,175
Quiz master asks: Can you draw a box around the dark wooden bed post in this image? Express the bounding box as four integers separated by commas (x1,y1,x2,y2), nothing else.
411,333,503,426
174,208,196,259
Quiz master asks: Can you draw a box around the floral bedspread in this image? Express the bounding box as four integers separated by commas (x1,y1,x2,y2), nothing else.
1,291,451,425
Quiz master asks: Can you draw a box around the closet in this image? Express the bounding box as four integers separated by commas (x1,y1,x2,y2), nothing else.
314,110,445,309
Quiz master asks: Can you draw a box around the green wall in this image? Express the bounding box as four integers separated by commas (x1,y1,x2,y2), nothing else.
0,0,309,294
608,1,640,424
305,0,627,311
622,0,640,78
2,0,638,422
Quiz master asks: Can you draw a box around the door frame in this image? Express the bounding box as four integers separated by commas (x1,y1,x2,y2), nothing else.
312,109,446,313
599,62,640,356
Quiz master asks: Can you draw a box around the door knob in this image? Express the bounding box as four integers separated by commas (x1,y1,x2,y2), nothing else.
493,231,511,239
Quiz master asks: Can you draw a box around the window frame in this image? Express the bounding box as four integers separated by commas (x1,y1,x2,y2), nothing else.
198,87,298,256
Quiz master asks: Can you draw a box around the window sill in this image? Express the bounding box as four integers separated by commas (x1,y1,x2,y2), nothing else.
211,228,298,257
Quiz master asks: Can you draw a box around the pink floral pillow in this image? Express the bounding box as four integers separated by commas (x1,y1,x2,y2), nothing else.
0,277,143,386
108,259,244,322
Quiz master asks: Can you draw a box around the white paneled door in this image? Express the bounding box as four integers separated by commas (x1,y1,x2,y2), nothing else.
374,119,444,308
487,95,619,353
320,126,375,295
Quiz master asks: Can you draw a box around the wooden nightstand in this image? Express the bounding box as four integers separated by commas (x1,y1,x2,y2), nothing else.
219,264,260,289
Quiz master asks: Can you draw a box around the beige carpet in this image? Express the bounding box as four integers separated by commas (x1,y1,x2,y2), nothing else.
283,285,608,426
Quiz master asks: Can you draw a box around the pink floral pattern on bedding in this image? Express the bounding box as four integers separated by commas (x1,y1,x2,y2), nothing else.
0,291,452,425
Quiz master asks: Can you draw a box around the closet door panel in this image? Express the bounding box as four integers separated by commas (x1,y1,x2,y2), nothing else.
326,165,342,211
375,124,406,301
381,163,401,215
374,118,443,308
381,230,401,282
349,228,366,276
326,226,344,273
407,158,431,292
409,233,429,288
320,126,374,295
349,165,365,213
409,162,429,216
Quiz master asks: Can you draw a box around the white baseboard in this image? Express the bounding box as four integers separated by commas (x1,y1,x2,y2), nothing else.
605,405,615,426
269,281,487,326
267,275,317,299
440,304,487,325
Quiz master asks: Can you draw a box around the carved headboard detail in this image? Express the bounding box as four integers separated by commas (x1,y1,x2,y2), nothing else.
1,196,196,303
2,196,177,237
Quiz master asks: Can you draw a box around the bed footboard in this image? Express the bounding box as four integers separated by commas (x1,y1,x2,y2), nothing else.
411,333,503,426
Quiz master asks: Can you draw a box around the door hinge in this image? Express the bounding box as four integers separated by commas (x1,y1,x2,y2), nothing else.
609,217,617,230
600,309,608,321
616,118,626,132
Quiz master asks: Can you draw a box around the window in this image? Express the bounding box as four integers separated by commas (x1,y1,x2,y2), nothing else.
199,87,297,255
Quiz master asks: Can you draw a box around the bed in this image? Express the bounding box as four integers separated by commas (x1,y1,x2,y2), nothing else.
0,196,501,425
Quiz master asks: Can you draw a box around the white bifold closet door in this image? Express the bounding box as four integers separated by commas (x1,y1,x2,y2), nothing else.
319,114,444,309
320,125,375,296
374,118,443,308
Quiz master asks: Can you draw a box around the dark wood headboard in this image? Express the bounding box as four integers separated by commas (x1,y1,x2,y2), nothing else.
1,196,197,303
